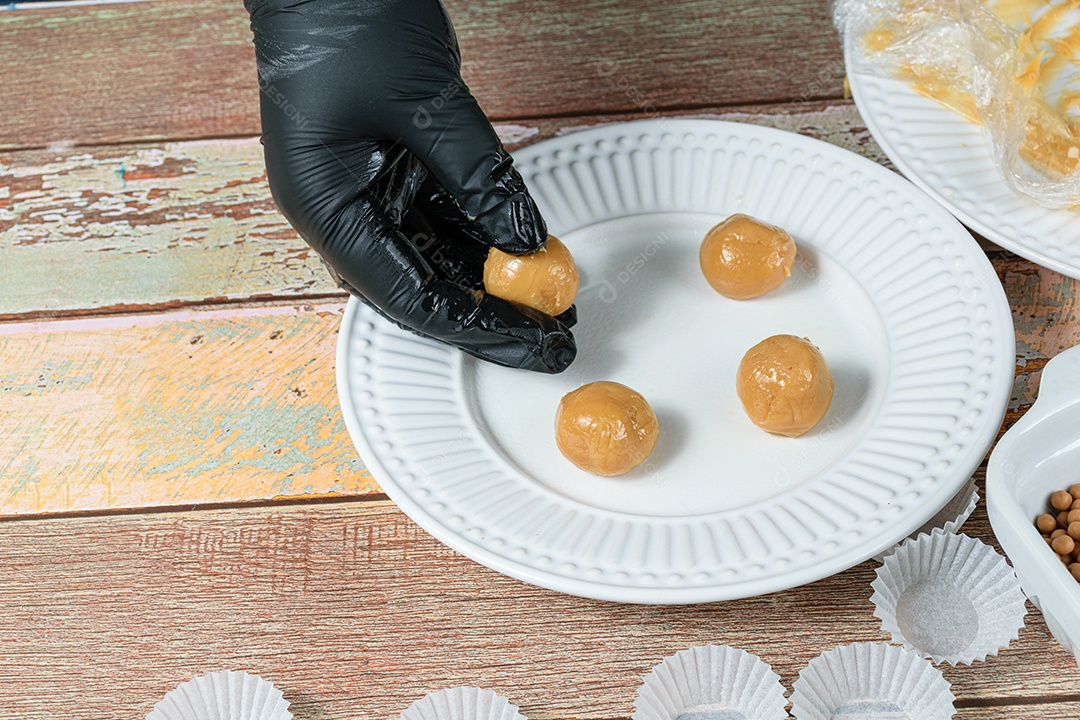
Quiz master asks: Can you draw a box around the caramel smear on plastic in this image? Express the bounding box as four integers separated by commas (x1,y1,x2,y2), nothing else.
863,0,1080,180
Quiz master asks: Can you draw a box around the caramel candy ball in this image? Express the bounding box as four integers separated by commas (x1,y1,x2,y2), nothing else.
555,381,659,476
736,335,834,437
699,213,797,300
1053,534,1076,556
1051,490,1074,511
483,235,579,316
1037,513,1059,534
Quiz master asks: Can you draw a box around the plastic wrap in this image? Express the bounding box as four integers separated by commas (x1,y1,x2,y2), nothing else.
835,0,1080,209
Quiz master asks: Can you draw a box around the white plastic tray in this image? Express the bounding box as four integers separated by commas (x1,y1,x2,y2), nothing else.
988,345,1080,664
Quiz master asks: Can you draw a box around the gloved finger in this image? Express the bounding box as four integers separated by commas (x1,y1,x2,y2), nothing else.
260,129,573,372
406,175,578,329
322,191,575,374
555,305,578,329
389,74,547,255
400,197,487,291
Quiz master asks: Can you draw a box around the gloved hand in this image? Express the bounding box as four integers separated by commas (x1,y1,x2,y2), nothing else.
245,0,577,373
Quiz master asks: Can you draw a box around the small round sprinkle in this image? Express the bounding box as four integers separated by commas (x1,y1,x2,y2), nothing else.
1052,534,1076,555
1037,513,1058,533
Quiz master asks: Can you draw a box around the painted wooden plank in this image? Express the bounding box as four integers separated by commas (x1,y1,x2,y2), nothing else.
1,253,1077,515
0,102,890,319
0,137,338,318
998,256,1080,427
0,102,1075,516
0,495,1074,720
962,704,1080,719
0,303,374,513
0,0,845,149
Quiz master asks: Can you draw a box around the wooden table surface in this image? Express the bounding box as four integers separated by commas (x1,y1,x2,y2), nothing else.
2,1,1080,718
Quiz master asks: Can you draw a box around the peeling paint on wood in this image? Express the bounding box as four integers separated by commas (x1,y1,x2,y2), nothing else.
0,491,1073,720
0,138,342,317
0,303,374,513
997,257,1080,423
0,252,1074,515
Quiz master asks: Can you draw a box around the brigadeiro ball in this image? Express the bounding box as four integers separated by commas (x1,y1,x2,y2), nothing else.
555,381,659,476
699,213,797,300
484,235,579,316
736,334,834,437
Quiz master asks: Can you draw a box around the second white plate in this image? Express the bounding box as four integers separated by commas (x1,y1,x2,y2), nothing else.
847,67,1080,279
337,119,1015,603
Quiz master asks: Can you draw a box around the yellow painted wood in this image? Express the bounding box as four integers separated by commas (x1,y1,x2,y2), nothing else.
0,493,1074,720
2,221,1079,515
0,303,374,513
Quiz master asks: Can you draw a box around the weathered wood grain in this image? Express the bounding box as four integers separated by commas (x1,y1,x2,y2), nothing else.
1,251,1077,515
0,100,1073,518
0,0,845,149
0,100,902,320
998,256,1080,428
960,704,1080,719
0,303,373,513
0,495,1073,720
0,138,337,317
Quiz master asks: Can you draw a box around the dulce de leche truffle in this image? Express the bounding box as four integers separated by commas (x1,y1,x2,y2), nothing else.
736,335,834,437
699,213,797,299
483,235,579,316
555,381,659,476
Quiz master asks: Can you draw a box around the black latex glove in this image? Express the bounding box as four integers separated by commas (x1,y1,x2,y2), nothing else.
245,0,577,373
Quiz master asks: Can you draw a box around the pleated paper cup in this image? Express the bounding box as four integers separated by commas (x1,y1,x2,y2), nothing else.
632,645,787,720
790,642,955,720
871,530,1028,665
401,688,526,720
874,477,979,561
146,671,291,720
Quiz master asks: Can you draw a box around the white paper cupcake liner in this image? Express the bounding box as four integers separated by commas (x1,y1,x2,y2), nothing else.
790,642,955,720
874,477,979,561
401,688,526,720
871,530,1028,665
632,645,787,720
146,671,291,720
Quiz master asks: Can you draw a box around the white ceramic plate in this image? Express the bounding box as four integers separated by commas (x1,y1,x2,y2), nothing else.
337,119,1015,603
846,67,1080,279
